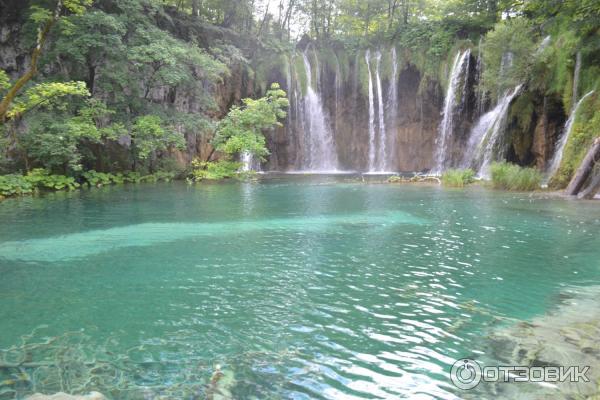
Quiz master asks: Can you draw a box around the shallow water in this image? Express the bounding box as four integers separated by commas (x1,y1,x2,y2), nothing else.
1,178,599,399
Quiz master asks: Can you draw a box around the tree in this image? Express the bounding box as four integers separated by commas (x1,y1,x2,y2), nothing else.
131,115,185,171
20,99,124,173
211,83,289,160
0,0,91,122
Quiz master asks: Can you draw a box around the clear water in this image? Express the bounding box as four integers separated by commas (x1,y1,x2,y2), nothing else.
1,178,600,399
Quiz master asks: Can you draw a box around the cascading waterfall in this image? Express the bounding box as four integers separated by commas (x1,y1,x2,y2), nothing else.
475,39,487,116
545,90,594,182
365,50,377,171
299,51,339,171
433,50,471,173
240,151,261,172
544,52,586,183
334,53,342,133
364,49,394,172
461,85,523,177
386,47,399,166
572,52,582,110
374,51,387,171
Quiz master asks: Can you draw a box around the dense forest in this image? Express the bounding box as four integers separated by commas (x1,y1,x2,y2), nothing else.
0,0,599,195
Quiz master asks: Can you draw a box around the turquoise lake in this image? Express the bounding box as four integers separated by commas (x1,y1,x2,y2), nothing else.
1,177,599,399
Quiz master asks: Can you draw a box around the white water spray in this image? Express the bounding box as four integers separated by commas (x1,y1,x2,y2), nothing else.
462,85,523,177
300,51,339,171
375,50,387,171
545,90,595,183
434,50,471,173
365,50,377,171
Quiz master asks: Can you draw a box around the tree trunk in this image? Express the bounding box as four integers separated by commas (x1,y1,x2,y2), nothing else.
0,0,62,122
566,137,600,196
191,0,199,17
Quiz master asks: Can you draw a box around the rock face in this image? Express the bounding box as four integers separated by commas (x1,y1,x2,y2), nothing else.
262,49,445,172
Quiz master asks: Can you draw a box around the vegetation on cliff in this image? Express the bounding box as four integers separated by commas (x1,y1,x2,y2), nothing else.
0,0,599,195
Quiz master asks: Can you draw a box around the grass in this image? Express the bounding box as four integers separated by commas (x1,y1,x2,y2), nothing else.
490,162,541,191
441,169,475,187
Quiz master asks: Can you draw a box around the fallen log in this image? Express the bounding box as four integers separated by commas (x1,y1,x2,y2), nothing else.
565,137,600,196
577,171,600,199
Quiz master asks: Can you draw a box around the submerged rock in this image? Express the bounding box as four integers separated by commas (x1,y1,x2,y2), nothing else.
471,286,600,399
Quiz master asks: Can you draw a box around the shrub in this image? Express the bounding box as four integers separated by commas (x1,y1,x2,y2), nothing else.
490,162,541,191
0,175,34,197
25,169,79,191
190,159,243,181
140,171,176,183
441,169,475,187
82,170,116,187
83,170,176,186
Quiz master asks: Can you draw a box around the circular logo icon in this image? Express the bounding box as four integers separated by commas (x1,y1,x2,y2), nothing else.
450,358,482,390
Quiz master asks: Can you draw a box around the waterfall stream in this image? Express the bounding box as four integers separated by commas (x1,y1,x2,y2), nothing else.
434,50,471,173
298,51,339,171
365,50,377,171
387,47,399,168
544,52,588,183
461,85,523,177
375,51,387,171
545,90,595,183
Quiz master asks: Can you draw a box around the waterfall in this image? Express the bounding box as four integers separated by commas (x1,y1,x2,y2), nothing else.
374,50,387,171
433,50,471,173
387,47,399,164
545,90,594,182
461,85,523,177
475,39,486,116
537,35,551,54
334,53,342,134
240,151,260,172
365,50,377,171
299,51,339,171
572,52,582,109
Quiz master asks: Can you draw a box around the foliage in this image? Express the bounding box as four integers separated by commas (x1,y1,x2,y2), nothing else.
212,83,289,160
24,169,80,191
131,115,185,162
0,70,10,93
189,159,242,181
83,170,176,186
0,174,34,197
19,100,124,173
551,93,600,188
442,169,476,187
481,18,536,99
6,81,89,120
490,162,541,191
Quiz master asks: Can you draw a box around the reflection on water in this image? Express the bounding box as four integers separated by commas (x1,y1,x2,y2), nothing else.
0,180,599,399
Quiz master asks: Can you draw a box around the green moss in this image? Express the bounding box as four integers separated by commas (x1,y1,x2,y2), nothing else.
336,50,351,85
357,50,370,98
379,49,393,83
292,52,308,96
508,93,535,162
552,93,600,188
